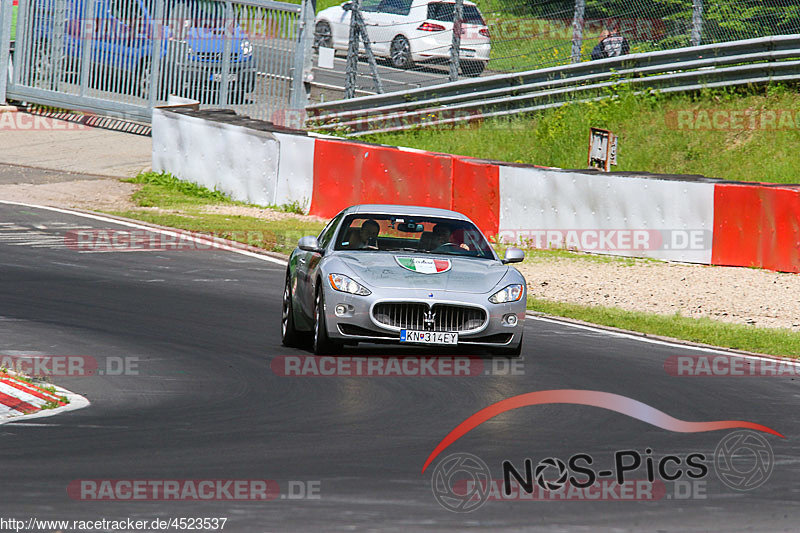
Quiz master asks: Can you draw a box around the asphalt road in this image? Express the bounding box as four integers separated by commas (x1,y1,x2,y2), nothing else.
0,202,797,532
312,55,455,96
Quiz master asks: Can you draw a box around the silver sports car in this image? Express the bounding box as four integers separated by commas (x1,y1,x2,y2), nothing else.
281,204,527,355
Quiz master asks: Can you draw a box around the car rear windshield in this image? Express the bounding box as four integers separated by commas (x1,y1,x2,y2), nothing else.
427,3,484,24
334,214,495,260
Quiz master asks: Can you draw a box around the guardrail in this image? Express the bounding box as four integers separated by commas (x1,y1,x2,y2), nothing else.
306,34,800,136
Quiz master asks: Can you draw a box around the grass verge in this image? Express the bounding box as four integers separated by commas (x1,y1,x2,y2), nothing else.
116,173,325,256
528,297,800,357
361,84,800,184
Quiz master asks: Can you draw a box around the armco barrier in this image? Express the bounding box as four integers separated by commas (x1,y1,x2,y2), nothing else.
712,183,800,273
309,140,454,218
497,166,717,264
450,157,501,238
153,108,281,207
152,109,799,273
152,107,316,210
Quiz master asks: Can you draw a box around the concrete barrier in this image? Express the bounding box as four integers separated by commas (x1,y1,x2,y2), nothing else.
151,109,800,273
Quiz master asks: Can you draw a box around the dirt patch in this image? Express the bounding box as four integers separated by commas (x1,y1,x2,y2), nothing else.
199,204,328,223
0,179,140,211
518,258,800,331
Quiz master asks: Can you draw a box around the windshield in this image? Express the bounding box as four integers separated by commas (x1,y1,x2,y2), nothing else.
334,214,495,259
427,3,485,24
143,0,226,19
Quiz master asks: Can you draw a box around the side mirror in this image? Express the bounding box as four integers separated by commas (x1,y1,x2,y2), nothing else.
502,247,524,264
298,236,323,254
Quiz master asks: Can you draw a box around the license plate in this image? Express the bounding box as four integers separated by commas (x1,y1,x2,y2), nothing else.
211,73,238,82
400,330,458,345
460,49,476,57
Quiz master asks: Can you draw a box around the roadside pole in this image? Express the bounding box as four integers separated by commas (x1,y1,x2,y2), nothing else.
0,0,12,104
570,0,585,63
344,0,360,98
448,0,463,81
691,0,703,46
344,0,383,99
290,0,316,123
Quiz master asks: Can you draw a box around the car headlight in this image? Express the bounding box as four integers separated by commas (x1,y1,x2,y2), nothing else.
329,273,371,296
489,284,524,304
240,39,253,56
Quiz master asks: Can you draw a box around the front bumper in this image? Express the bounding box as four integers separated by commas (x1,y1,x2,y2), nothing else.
167,56,257,91
322,285,525,347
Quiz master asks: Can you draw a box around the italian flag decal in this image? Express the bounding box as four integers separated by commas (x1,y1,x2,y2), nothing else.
395,256,452,274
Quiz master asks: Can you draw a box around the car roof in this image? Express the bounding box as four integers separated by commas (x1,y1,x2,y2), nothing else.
413,0,479,6
343,204,472,221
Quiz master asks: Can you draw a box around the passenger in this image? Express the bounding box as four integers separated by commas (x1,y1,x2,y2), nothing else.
359,219,380,249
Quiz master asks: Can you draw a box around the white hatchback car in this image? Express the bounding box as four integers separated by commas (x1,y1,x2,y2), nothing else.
315,0,491,76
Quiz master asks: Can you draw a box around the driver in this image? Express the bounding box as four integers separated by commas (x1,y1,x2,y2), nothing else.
359,219,380,249
432,223,470,251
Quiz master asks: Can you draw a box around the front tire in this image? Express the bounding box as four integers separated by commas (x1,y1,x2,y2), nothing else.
281,275,302,347
389,35,413,69
313,287,340,355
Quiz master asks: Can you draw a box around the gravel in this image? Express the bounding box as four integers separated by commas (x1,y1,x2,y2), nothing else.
518,258,800,331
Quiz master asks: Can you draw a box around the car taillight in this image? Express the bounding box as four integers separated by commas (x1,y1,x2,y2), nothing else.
418,22,446,32
480,28,490,38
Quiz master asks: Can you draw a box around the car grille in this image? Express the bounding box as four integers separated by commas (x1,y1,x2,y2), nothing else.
191,52,222,61
372,302,487,333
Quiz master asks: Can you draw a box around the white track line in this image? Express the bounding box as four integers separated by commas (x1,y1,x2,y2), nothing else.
3,200,798,367
0,200,287,266
527,314,800,366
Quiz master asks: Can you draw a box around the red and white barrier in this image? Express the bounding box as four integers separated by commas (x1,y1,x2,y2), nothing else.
152,109,800,273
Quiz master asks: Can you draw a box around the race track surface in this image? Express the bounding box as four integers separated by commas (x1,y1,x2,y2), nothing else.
0,203,796,532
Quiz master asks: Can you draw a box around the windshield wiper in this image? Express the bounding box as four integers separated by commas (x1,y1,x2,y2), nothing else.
385,247,431,253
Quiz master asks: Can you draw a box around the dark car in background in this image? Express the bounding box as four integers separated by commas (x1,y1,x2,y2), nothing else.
26,0,255,102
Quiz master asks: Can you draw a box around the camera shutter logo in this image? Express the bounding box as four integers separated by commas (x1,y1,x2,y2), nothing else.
430,452,491,512
715,430,774,491
534,457,569,491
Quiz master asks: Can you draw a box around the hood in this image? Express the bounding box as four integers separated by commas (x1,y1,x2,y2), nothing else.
184,26,249,58
334,252,508,294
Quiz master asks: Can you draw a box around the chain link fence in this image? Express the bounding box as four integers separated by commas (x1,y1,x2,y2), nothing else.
483,0,800,72
312,0,800,98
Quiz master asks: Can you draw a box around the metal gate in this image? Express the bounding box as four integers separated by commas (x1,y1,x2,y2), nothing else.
0,0,314,126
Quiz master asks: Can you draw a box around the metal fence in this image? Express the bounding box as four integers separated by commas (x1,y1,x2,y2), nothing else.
307,34,800,134
0,0,314,126
310,0,800,96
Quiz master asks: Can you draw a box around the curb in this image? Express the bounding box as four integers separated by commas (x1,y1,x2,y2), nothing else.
0,371,89,425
